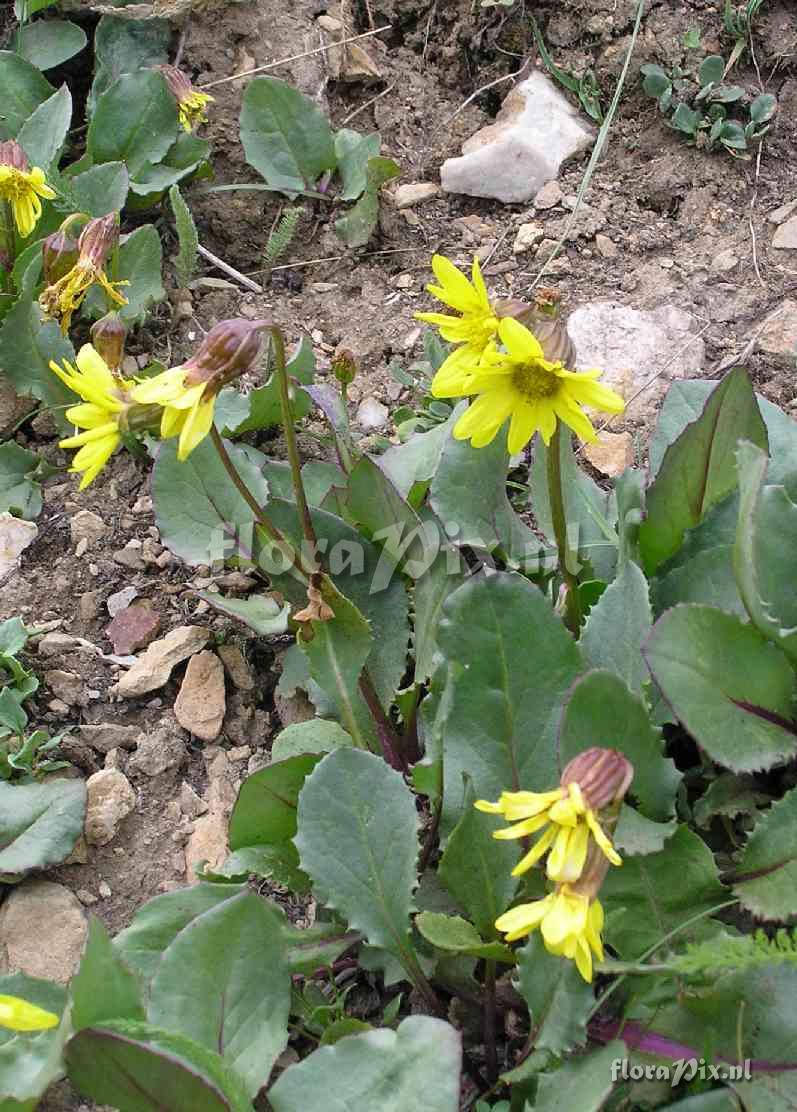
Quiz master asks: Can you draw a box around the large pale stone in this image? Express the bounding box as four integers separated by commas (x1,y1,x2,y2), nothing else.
84,768,136,846
115,626,210,698
0,881,87,982
441,72,595,203
773,215,797,249
566,302,706,425
0,513,37,577
174,651,226,742
757,300,797,357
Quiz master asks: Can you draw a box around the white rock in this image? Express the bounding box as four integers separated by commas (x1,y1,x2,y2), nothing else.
78,723,140,753
185,811,228,882
566,302,706,424
0,881,87,982
773,216,797,250
534,180,564,209
757,299,797,357
0,513,37,578
594,233,618,259
114,626,211,698
84,768,136,846
710,248,739,273
392,182,440,209
512,222,545,254
441,73,594,203
767,198,797,224
356,397,390,430
69,510,107,549
174,650,226,742
107,586,139,618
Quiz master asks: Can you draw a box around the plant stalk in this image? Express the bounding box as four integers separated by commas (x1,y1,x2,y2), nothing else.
546,424,582,634
484,958,498,1084
271,325,319,565
358,673,406,772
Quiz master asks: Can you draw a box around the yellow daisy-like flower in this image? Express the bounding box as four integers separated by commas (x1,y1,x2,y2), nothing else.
51,344,134,489
476,782,621,884
432,316,625,454
495,887,605,982
160,65,214,132
132,366,214,462
0,140,56,238
415,254,499,383
0,994,59,1032
39,214,128,335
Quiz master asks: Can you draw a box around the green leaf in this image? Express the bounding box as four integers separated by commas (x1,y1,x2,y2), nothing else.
153,436,268,566
17,84,71,173
270,720,353,762
415,912,514,962
432,429,541,570
732,1072,797,1111
652,538,745,617
732,786,797,920
335,156,400,248
0,298,75,432
226,336,314,435
88,15,171,117
87,69,178,178
379,406,464,498
196,591,290,635
295,749,419,965
64,161,130,218
412,538,462,685
297,585,375,751
113,882,248,984
209,844,308,892
515,934,594,1056
600,826,726,956
129,132,210,197
345,455,434,578
559,670,681,820
334,128,381,200
438,779,518,939
0,779,86,876
436,572,581,834
643,604,797,772
148,891,290,1098
169,183,198,288
65,1020,253,1112
699,54,725,87
580,561,652,697
671,103,701,134
240,76,336,195
0,442,43,520
612,805,677,855
71,917,144,1031
641,64,671,98
720,120,747,149
640,368,767,573
0,973,68,1106
750,93,777,125
0,52,54,141
115,224,165,324
229,753,321,851
693,771,766,828
269,1015,461,1112
17,21,86,70
0,616,28,657
734,440,797,664
534,1042,626,1112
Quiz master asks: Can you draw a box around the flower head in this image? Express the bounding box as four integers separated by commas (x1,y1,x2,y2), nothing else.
0,994,59,1032
39,214,128,334
475,748,632,884
433,316,625,454
131,318,269,461
415,254,500,382
160,65,214,132
50,344,136,489
0,140,56,238
42,228,79,285
90,311,128,374
495,885,605,982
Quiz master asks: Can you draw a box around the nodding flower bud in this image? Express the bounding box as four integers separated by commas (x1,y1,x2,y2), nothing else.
561,747,634,814
494,295,576,368
77,213,119,269
0,140,29,172
183,318,271,395
42,230,79,285
331,345,357,386
158,65,214,132
90,312,128,374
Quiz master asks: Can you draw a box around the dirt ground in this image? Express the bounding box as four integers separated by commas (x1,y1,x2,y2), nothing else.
1,0,796,1107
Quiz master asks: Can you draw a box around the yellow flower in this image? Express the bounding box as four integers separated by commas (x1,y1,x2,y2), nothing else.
0,140,56,238
132,366,214,462
39,214,128,335
495,887,605,982
432,316,625,453
476,781,621,884
160,65,214,132
0,994,59,1032
415,254,499,381
51,344,134,489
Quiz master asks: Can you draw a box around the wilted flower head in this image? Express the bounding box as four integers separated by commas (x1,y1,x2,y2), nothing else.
131,318,270,461
0,140,56,238
42,228,79,285
159,65,214,132
39,214,128,334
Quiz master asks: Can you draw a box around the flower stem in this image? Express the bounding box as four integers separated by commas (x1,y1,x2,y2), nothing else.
484,958,498,1084
546,424,582,634
1,201,16,280
271,325,318,564
209,424,312,580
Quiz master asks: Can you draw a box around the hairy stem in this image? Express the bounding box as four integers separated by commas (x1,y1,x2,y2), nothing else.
546,424,582,634
271,325,318,563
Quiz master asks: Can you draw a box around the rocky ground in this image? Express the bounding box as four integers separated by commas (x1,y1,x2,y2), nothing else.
0,0,796,1107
